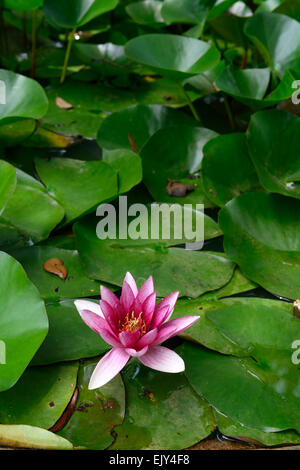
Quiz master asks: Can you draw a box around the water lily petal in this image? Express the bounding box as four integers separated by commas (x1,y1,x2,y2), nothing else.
153,316,200,346
151,305,170,329
142,292,157,326
124,272,138,297
139,346,185,373
119,330,140,348
100,299,120,331
120,281,135,313
125,346,149,357
97,327,122,348
89,348,130,390
151,292,179,327
100,285,121,312
75,305,108,334
74,299,104,318
135,328,158,350
136,276,154,304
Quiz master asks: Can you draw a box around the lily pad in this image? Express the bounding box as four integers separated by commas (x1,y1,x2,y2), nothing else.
0,168,64,243
0,69,48,125
161,0,215,25
8,246,102,301
74,218,235,298
126,1,164,24
102,149,143,194
125,34,220,81
247,109,300,199
215,66,270,108
219,192,300,299
35,157,118,225
244,12,300,77
0,362,79,429
0,252,48,392
4,0,43,8
73,43,132,75
215,411,300,447
97,104,196,152
141,125,218,207
59,359,125,450
182,297,300,432
0,425,73,450
0,160,16,215
43,0,118,28
111,360,215,450
202,133,261,206
32,300,110,365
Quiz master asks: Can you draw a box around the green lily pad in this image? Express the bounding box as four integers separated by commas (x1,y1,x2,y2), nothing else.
59,359,125,450
0,69,48,125
219,192,300,299
74,218,235,298
0,252,48,392
244,12,300,77
161,0,215,25
182,297,300,432
248,109,300,199
32,300,110,366
182,341,300,433
125,34,220,81
141,125,218,207
35,157,118,225
209,2,252,47
215,410,300,447
126,1,164,24
0,425,73,450
275,0,300,21
111,360,215,450
8,246,102,301
0,160,16,216
102,149,143,194
0,168,64,243
0,362,79,429
73,42,132,75
0,119,37,147
202,133,261,207
215,66,270,108
43,0,118,28
97,104,196,152
4,0,43,9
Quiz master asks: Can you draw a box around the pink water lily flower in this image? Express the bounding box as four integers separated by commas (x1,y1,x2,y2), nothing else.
74,272,199,389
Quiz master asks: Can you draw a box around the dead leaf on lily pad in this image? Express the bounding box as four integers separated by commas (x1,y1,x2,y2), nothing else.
43,258,68,280
56,97,73,110
166,178,195,197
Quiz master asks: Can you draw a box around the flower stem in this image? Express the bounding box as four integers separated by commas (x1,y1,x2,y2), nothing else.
30,9,37,78
60,28,76,84
223,94,235,130
179,83,201,123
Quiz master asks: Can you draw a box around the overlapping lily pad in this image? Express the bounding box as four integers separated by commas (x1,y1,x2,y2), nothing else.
125,34,220,81
102,149,143,194
0,168,64,243
111,360,215,450
247,109,300,199
97,104,195,152
141,125,218,207
202,133,261,206
59,360,125,450
0,362,79,429
0,160,16,215
8,245,102,301
0,425,73,450
43,0,118,28
219,192,300,299
33,300,110,365
0,252,48,392
0,69,48,126
244,12,300,77
126,1,164,24
35,157,118,225
182,297,300,433
74,218,235,298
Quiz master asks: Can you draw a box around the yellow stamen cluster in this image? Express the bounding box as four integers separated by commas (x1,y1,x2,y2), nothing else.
120,312,146,335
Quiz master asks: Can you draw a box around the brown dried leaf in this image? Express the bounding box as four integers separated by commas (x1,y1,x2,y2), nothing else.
43,258,68,280
56,97,73,110
166,178,195,197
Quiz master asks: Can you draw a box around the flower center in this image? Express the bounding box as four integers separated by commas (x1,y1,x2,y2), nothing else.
120,312,146,335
